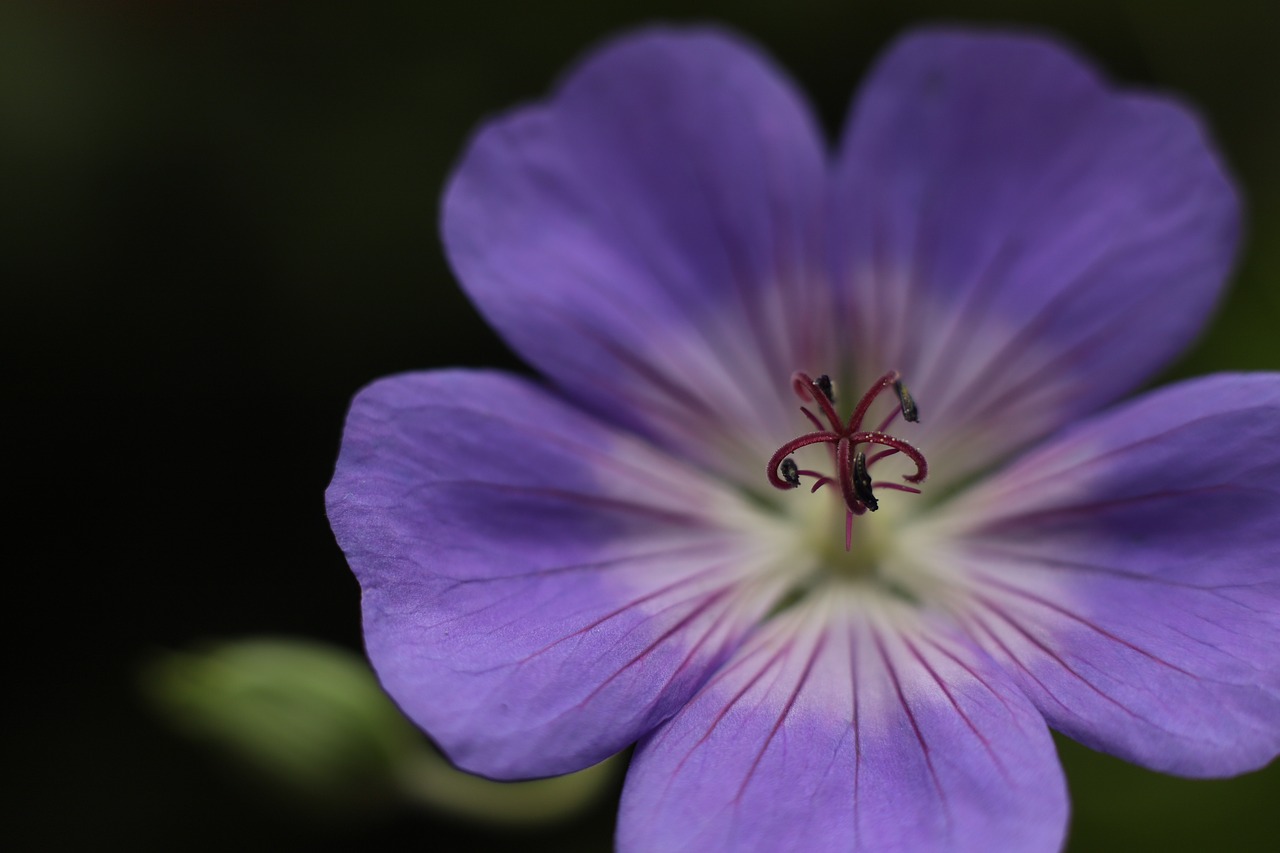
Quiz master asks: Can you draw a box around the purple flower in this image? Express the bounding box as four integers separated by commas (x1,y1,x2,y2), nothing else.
327,26,1280,851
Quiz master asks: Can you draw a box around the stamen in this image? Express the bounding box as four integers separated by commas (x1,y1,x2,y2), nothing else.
815,374,835,403
874,482,921,495
865,446,899,467
850,432,928,483
767,430,839,489
894,379,918,423
799,406,826,433
767,369,928,548
851,450,878,511
791,372,842,432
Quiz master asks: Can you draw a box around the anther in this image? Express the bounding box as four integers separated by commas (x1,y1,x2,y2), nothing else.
779,457,801,488
851,451,878,511
894,379,918,423
815,374,835,403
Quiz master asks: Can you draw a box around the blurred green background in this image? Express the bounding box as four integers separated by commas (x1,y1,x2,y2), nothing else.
6,0,1279,850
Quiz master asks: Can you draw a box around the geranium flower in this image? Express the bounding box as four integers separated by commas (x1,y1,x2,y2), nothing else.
327,26,1280,851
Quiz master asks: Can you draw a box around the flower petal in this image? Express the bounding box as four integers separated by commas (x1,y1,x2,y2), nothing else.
925,373,1280,776
442,28,830,482
326,370,792,779
833,29,1240,484
618,591,1067,852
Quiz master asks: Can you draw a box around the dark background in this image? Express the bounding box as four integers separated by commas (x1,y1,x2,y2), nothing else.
8,1,1280,849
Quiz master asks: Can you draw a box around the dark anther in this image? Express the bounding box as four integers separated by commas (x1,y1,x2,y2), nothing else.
851,451,878,511
779,457,801,487
815,374,835,403
894,379,918,423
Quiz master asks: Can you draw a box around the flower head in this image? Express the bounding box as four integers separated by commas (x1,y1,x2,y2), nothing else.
327,26,1280,851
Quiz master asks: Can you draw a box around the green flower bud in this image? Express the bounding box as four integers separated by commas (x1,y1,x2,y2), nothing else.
141,637,617,822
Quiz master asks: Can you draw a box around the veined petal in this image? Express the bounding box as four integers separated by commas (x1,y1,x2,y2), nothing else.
832,29,1240,485
922,373,1280,776
442,27,831,483
618,590,1067,852
326,371,794,778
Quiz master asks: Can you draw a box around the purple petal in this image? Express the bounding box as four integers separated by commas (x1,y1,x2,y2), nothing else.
930,373,1280,776
442,28,830,483
326,370,792,779
618,592,1067,852
832,29,1240,485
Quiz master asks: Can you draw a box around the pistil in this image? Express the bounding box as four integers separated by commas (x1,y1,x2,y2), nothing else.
766,370,927,549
